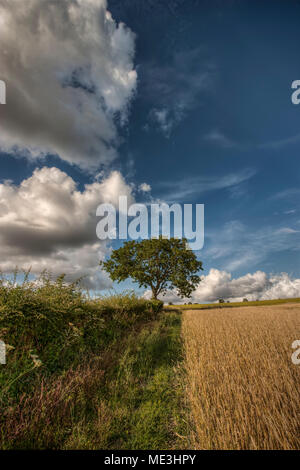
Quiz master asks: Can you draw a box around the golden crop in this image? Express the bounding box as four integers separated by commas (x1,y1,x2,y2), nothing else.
182,303,300,450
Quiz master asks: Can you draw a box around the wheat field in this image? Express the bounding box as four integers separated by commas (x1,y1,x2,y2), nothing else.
182,303,300,450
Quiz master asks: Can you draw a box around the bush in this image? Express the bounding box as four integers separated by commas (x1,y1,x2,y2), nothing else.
146,299,164,315
95,291,151,320
0,271,177,449
0,272,106,381
0,273,157,403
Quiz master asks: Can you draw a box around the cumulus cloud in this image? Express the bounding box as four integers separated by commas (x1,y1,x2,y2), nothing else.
0,167,134,288
0,0,137,169
153,268,300,304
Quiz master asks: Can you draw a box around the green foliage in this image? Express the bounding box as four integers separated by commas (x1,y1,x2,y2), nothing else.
95,291,153,319
65,311,185,450
146,299,164,315
0,271,185,450
0,273,156,404
100,237,203,299
0,272,104,375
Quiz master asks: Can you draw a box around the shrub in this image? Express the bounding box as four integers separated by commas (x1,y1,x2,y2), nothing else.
146,299,164,315
0,273,155,403
95,291,151,320
0,272,107,397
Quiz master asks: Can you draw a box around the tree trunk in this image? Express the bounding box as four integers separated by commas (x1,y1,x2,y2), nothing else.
151,288,158,300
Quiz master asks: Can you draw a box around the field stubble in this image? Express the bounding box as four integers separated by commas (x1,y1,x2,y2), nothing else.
182,303,300,450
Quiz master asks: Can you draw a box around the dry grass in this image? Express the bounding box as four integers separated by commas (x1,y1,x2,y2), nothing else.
182,303,300,450
2,361,105,449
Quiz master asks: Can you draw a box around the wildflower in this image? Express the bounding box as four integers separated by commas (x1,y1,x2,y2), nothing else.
32,358,43,368
30,352,43,368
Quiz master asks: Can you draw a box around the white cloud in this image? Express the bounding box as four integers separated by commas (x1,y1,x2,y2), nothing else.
276,227,299,234
155,268,300,303
204,219,300,273
150,108,174,138
284,209,297,215
139,182,151,193
259,133,300,150
271,188,300,201
143,48,215,136
0,167,134,288
0,0,137,169
157,168,256,202
203,130,238,148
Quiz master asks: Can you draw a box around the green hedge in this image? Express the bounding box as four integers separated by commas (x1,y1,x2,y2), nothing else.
0,273,158,402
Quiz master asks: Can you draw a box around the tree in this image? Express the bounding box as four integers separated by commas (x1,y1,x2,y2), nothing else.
100,237,203,300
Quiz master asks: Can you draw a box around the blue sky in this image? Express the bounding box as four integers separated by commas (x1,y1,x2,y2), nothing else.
110,0,300,277
0,0,300,301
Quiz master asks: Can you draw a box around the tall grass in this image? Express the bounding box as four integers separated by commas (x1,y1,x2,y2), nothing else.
65,312,185,450
182,303,300,450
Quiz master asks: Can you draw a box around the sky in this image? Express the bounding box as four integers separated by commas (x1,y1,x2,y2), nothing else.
0,0,300,302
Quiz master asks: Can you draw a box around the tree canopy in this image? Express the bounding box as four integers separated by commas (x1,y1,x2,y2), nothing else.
100,237,203,300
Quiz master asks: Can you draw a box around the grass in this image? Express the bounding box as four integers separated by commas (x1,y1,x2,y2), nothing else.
0,272,185,449
65,312,185,450
171,297,300,310
182,303,300,449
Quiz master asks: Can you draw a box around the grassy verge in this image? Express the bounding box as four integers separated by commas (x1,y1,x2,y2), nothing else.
65,311,186,450
169,297,300,310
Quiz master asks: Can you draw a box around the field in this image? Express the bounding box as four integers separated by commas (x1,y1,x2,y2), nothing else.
1,275,299,450
172,297,300,310
182,303,300,450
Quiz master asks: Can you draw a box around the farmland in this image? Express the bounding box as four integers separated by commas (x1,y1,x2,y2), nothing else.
171,297,300,310
182,303,300,449
0,275,299,450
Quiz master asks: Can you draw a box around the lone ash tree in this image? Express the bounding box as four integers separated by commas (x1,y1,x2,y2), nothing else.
100,237,203,300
